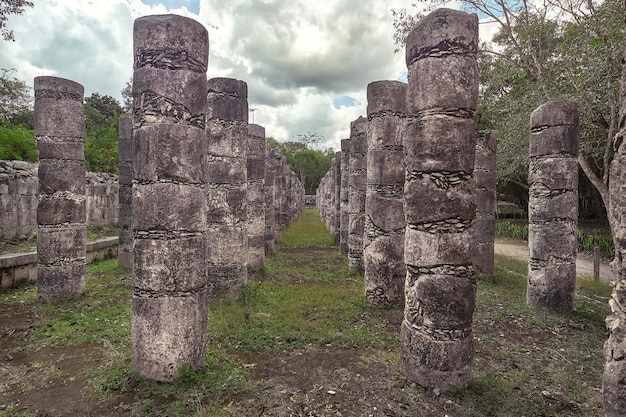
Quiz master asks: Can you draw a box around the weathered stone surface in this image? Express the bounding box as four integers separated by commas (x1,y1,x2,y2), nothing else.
118,116,133,269
38,159,86,195
340,139,350,255
37,264,86,300
35,76,86,302
134,235,207,293
473,130,496,279
34,77,85,138
247,124,266,270
348,117,367,272
134,124,206,184
264,149,277,254
133,182,206,232
401,8,478,391
527,100,578,313
131,289,208,381
206,77,248,298
364,80,406,306
132,14,208,381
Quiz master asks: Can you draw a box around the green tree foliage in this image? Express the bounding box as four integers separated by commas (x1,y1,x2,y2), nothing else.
266,136,334,194
0,67,35,161
0,0,33,42
0,123,35,161
84,93,124,173
0,68,32,127
393,0,624,221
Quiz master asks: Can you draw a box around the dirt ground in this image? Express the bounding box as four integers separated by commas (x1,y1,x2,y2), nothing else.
0,242,610,416
494,238,613,283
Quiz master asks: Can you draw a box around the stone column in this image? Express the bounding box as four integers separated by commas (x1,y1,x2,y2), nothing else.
334,151,342,242
604,25,626,412
131,14,209,381
364,80,406,306
401,8,479,391
273,152,284,241
264,149,277,254
474,130,497,280
117,116,133,269
34,76,86,301
527,101,579,312
206,77,248,298
247,124,266,270
340,139,350,255
348,117,367,272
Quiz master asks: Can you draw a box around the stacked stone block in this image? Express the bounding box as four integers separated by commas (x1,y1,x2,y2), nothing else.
527,101,579,313
474,130,497,279
604,25,626,413
334,151,342,242
400,8,479,391
340,139,350,255
34,76,87,301
206,77,248,298
264,149,277,254
247,124,266,270
0,161,37,238
117,116,133,269
364,80,407,306
131,14,209,381
348,117,367,272
0,162,119,239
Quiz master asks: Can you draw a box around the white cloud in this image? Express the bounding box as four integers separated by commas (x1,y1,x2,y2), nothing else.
3,0,494,152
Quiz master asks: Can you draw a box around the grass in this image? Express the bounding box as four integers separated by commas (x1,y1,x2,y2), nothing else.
0,208,614,416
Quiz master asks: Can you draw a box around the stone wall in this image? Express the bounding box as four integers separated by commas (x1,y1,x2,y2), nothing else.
0,160,119,239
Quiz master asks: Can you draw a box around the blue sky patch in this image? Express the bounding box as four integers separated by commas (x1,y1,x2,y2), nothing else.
332,96,357,109
142,0,200,14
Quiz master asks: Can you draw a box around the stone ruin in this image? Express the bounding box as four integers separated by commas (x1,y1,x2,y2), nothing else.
0,161,118,239
34,76,87,301
247,123,266,269
527,100,579,313
131,14,210,381
474,130,497,280
264,148,278,254
117,115,133,269
206,77,249,298
363,80,406,306
347,117,367,272
339,138,350,255
400,8,479,390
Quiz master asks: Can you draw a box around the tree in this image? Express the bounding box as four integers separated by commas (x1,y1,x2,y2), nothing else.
121,76,132,112
0,68,32,126
266,135,335,194
393,0,623,223
84,93,124,173
0,0,33,42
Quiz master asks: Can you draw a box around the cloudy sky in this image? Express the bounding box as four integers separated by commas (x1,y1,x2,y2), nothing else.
2,0,497,151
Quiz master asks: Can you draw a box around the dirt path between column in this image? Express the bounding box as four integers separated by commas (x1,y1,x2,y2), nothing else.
494,238,613,284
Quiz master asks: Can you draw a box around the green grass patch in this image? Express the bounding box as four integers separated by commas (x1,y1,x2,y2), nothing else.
0,208,613,416
276,208,337,247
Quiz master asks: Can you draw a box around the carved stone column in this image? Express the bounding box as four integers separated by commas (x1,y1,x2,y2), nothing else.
474,130,497,279
364,80,406,305
247,124,266,270
117,115,133,269
35,76,86,301
527,100,578,313
348,117,367,272
206,77,248,298
400,8,479,391
131,14,209,381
